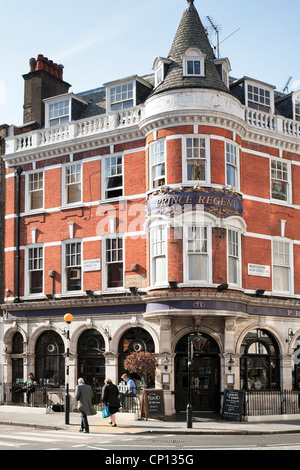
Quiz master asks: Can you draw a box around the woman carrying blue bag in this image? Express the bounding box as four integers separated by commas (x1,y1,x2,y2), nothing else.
101,378,120,427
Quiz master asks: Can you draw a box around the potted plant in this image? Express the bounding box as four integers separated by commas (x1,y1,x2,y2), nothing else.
123,351,157,388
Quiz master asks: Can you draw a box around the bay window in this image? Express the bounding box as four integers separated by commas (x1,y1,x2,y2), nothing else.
227,229,241,286
150,225,167,285
150,140,166,189
185,225,210,282
184,136,209,183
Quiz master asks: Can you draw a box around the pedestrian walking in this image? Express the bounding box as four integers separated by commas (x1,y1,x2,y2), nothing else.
75,378,97,433
101,378,120,427
25,373,37,405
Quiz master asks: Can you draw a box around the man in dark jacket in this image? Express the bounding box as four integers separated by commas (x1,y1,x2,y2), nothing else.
75,378,96,433
101,378,120,427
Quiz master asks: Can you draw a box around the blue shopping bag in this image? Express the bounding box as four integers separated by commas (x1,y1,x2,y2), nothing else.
101,406,111,418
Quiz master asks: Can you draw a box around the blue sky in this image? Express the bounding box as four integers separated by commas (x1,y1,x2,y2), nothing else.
1,0,300,126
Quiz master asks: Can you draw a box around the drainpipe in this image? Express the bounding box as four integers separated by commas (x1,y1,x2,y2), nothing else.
15,167,23,303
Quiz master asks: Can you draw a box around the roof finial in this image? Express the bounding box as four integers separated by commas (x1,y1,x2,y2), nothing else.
186,0,195,10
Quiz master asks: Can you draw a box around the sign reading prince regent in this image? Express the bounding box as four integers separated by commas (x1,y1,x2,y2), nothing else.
146,186,243,219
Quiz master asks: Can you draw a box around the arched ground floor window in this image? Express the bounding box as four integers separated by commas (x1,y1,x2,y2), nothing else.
240,329,280,390
77,329,105,387
118,327,155,387
35,331,65,386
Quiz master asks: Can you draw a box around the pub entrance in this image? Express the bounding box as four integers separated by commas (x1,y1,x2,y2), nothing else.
77,329,105,387
175,333,220,413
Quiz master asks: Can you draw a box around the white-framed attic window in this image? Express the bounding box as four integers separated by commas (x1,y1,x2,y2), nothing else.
152,57,173,88
44,93,87,128
293,91,300,122
245,79,275,114
183,48,205,77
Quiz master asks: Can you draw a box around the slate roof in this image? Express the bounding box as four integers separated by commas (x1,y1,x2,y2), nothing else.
152,0,229,96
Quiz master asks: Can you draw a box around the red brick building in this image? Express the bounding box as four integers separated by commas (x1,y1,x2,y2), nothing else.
2,0,300,415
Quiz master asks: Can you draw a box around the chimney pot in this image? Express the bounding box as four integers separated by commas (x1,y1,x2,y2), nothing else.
29,58,37,72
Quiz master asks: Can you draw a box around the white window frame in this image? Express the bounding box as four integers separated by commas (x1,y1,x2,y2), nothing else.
155,65,164,87
183,48,205,77
183,224,212,284
102,154,123,200
25,244,44,297
45,96,71,128
225,141,240,190
294,93,300,122
102,236,124,290
150,223,168,286
107,80,135,111
62,162,82,207
25,170,44,213
227,229,242,287
62,240,82,294
270,157,291,203
245,80,274,114
149,139,166,189
272,238,293,294
182,135,210,184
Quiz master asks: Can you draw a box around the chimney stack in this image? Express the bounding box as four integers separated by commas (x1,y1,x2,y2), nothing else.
23,54,71,127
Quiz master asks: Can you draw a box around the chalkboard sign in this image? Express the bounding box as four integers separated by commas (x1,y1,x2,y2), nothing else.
222,389,245,421
141,389,165,420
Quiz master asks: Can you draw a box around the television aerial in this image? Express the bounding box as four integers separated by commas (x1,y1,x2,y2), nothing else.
204,16,240,59
283,77,292,94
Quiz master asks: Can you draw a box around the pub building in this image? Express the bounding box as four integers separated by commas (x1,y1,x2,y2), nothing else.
1,0,300,416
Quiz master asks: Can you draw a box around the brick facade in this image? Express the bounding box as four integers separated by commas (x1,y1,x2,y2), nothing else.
1,1,300,416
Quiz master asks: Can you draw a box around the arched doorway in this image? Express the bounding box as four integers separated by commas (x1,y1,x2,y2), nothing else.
35,331,65,386
118,327,155,387
175,333,220,412
240,329,280,390
77,329,105,387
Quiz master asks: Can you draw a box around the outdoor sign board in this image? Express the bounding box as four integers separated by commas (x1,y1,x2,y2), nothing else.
141,389,165,420
222,389,245,421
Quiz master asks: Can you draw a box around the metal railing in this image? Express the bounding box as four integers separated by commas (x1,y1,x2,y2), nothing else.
0,383,52,407
244,390,300,416
0,383,141,416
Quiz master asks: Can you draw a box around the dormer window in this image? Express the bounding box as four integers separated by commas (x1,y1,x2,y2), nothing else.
213,58,231,88
105,76,153,112
295,98,300,122
153,57,173,88
247,85,270,112
44,93,87,128
110,82,134,110
155,65,164,87
49,99,69,127
183,48,205,77
245,79,275,113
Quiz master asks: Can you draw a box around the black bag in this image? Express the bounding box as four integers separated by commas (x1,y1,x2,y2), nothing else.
52,403,64,412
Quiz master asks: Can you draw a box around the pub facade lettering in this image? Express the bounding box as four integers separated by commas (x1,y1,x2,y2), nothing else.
1,0,300,417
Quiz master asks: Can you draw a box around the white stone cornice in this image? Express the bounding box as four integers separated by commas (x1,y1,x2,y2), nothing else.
4,127,144,166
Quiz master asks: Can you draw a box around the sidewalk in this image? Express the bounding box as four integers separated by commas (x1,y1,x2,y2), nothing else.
1,406,300,435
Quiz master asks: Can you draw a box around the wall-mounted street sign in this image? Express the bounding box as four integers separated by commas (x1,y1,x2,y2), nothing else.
146,186,243,219
248,263,270,277
82,259,101,272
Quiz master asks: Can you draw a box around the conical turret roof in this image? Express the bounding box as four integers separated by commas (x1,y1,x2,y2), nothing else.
152,0,229,95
